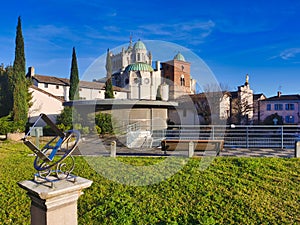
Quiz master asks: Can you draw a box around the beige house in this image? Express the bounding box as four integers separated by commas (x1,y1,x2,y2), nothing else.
27,67,128,101
191,92,231,124
28,85,64,125
26,67,128,123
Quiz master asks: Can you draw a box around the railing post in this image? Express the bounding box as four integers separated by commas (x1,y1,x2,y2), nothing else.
281,126,284,149
295,141,300,158
188,141,194,158
246,126,249,148
111,141,116,157
212,126,215,140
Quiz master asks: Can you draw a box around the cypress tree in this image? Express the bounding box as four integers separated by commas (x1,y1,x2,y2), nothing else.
0,65,13,117
69,47,79,100
104,48,114,99
12,16,28,129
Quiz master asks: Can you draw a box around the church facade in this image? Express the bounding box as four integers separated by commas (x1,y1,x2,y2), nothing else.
109,39,196,101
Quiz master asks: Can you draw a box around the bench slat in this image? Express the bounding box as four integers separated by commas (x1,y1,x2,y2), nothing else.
161,139,224,155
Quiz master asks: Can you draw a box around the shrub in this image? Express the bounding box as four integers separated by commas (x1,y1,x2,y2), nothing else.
95,113,113,134
56,107,73,129
81,126,90,135
0,115,13,134
56,107,82,130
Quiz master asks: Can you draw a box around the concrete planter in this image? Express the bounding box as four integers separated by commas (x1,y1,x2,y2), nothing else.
7,132,25,141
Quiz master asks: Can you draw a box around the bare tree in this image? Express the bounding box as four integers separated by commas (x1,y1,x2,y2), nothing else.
229,93,253,125
193,83,230,125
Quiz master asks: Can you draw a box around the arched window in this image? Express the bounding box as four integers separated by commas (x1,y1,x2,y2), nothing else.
180,74,185,86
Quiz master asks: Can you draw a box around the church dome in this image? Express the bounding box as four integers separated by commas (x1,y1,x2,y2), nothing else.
174,52,185,61
133,40,147,50
125,62,154,72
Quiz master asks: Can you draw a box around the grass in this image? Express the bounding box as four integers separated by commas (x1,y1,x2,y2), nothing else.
0,140,299,224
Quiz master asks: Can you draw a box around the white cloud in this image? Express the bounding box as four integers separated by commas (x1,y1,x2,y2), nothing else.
106,11,117,17
103,26,120,33
83,25,129,42
24,24,80,50
26,25,72,38
280,48,300,60
181,20,215,32
138,20,215,44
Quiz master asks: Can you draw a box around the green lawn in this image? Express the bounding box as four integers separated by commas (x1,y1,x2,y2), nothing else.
0,140,299,224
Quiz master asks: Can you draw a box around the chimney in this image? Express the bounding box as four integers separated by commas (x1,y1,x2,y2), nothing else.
155,61,160,71
26,66,35,78
277,91,281,97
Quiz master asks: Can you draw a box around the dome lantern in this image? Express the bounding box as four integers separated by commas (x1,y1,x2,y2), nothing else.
133,39,147,51
174,52,185,62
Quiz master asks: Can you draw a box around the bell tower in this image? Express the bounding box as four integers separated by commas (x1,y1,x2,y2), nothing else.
161,52,191,100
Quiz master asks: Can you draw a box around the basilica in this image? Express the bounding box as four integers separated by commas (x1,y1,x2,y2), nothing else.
109,39,196,101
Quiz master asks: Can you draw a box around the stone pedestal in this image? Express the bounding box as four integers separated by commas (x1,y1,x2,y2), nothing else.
18,176,92,225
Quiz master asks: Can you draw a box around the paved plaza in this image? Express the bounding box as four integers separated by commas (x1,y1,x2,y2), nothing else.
76,137,295,158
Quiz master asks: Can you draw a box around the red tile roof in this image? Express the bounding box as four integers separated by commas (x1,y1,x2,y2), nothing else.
33,74,69,86
264,94,300,101
32,74,128,92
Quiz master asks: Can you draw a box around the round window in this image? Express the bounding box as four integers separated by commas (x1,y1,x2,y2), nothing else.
144,78,150,84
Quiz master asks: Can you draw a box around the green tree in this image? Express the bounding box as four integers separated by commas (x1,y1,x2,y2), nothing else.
11,16,28,130
69,47,79,100
0,65,13,117
104,48,114,99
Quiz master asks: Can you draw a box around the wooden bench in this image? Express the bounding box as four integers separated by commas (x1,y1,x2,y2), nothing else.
161,139,224,155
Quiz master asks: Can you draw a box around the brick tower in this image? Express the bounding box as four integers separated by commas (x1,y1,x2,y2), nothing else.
161,52,192,100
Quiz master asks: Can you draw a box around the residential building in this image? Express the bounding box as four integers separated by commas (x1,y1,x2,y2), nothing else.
26,66,128,123
190,92,231,125
28,85,64,125
253,93,267,124
260,92,300,124
26,67,128,101
188,75,255,125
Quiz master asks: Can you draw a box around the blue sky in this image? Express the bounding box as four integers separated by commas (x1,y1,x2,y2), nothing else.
1,0,300,97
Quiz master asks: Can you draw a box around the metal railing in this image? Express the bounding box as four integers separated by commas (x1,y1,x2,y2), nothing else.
150,125,300,149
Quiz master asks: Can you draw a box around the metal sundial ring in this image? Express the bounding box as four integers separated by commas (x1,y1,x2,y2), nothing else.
23,113,80,182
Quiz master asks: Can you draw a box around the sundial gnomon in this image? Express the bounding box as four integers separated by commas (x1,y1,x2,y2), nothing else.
23,113,80,184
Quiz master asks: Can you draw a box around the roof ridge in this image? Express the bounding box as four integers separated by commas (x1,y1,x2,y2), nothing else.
30,85,64,102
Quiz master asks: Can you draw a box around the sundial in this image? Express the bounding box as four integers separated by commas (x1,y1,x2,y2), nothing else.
22,113,80,184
